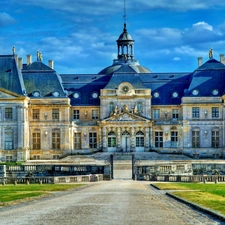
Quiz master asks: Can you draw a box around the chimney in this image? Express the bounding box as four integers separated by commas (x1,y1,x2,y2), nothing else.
18,57,23,70
220,54,225,65
48,60,54,69
14,54,18,66
27,55,32,65
198,57,203,67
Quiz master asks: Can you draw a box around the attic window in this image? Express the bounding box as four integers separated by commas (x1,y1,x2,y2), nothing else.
32,91,40,97
212,89,219,96
172,92,179,98
92,92,98,98
153,92,160,98
73,92,80,98
52,91,60,97
192,89,199,96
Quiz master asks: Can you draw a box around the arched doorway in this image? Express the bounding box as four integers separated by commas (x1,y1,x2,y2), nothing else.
122,131,130,152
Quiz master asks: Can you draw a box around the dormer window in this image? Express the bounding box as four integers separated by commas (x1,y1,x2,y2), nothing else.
52,91,60,97
32,91,40,97
92,92,98,98
73,92,80,98
172,92,179,98
153,92,160,98
212,89,219,96
192,89,199,96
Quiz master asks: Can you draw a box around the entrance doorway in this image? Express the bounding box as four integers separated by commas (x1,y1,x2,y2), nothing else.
122,131,130,152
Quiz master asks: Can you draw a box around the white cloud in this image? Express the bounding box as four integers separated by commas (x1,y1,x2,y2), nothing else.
173,57,180,61
0,12,16,26
193,21,213,31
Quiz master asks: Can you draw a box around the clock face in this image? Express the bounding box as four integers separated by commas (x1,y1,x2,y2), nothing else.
122,86,129,93
212,89,218,95
92,92,98,98
172,92,178,98
153,92,159,98
192,89,199,96
73,92,79,98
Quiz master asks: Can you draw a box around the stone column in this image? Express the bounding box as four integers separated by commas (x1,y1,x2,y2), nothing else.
117,127,121,151
145,127,150,151
17,106,24,149
131,127,135,152
99,127,102,149
103,127,107,151
150,127,153,148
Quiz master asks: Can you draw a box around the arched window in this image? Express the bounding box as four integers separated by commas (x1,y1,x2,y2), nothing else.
122,131,130,136
108,131,116,147
136,131,144,147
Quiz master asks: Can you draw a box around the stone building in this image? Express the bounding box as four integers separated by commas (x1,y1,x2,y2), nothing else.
0,23,225,162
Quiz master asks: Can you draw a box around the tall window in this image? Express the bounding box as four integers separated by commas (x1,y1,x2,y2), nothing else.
155,131,163,147
136,131,144,147
109,102,114,112
52,130,60,149
74,133,81,149
89,132,97,148
192,130,200,148
153,109,160,119
32,132,41,149
5,132,13,150
33,109,40,120
92,110,99,120
212,130,219,148
73,110,80,120
5,108,12,120
172,109,179,120
192,107,199,118
171,131,178,147
137,102,143,112
52,108,59,120
108,131,116,147
212,107,219,118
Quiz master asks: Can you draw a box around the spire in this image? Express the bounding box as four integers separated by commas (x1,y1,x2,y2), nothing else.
123,0,127,24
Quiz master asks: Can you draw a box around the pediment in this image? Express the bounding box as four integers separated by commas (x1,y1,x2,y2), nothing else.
103,112,150,122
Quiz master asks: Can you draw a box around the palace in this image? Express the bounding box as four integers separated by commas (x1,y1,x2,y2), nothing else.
1,23,225,162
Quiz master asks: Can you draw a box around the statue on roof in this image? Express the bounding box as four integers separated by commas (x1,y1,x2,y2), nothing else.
209,48,213,59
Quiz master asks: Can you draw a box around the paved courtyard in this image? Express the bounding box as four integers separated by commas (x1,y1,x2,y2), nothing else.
0,180,224,225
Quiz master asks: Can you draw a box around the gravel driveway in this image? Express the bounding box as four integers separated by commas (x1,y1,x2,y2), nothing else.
0,180,223,225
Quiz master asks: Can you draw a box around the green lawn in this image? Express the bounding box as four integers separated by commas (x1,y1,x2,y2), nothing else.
154,183,225,215
0,184,85,206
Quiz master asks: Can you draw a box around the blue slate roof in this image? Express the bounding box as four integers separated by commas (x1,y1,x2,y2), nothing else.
104,72,147,89
186,58,225,96
139,73,191,105
0,55,26,95
22,61,66,98
98,61,151,75
60,74,111,106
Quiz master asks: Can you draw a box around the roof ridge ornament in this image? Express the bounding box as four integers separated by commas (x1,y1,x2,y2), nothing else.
209,48,213,59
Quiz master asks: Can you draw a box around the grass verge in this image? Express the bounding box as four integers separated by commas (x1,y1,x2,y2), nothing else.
0,184,85,206
154,183,225,215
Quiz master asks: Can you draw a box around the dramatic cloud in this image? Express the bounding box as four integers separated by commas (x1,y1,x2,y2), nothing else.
0,12,16,26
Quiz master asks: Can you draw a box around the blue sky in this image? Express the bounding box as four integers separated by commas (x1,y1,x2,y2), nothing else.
1,0,225,74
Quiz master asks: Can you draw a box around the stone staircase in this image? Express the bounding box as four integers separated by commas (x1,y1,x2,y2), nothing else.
113,154,133,179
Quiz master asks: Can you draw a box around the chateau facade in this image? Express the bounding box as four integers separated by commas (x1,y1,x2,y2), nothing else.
1,23,225,162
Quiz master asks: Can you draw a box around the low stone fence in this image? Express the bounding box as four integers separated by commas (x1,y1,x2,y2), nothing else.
142,174,225,182
0,174,106,184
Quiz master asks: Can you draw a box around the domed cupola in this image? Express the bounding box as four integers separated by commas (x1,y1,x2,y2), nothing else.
117,23,134,60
